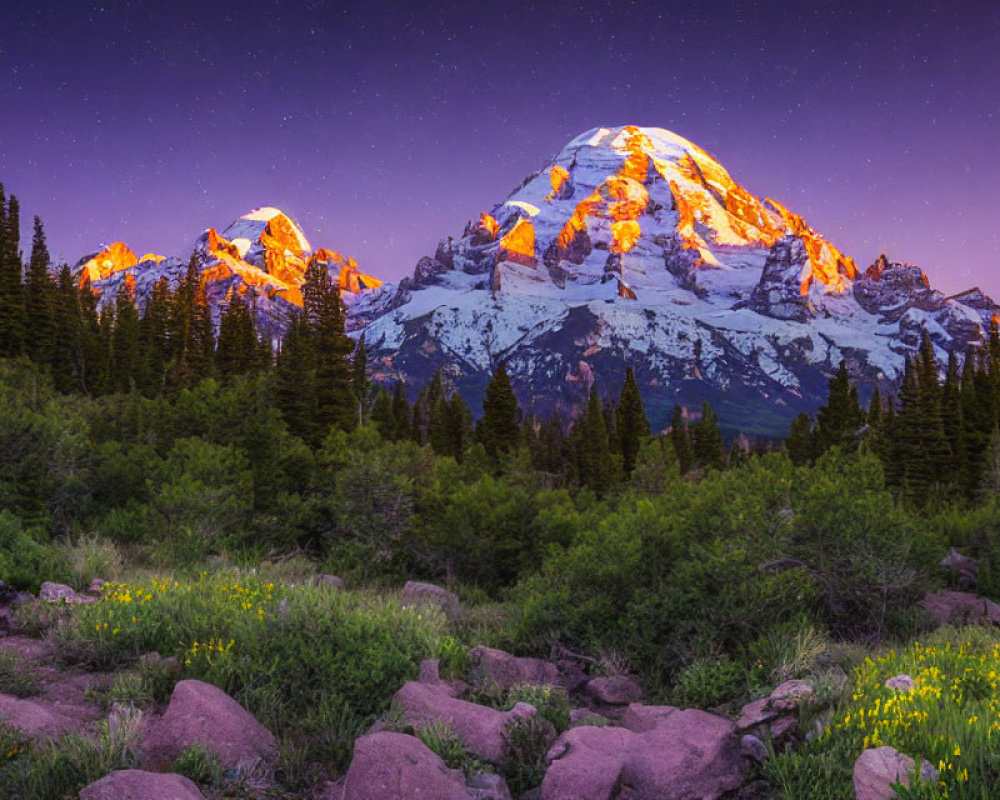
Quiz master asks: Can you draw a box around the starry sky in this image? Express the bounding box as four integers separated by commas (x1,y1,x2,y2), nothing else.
2,0,998,296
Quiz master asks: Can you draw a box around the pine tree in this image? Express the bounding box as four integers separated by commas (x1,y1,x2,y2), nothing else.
816,360,862,453
110,286,141,393
692,402,725,471
24,216,54,366
139,277,173,394
477,362,520,457
786,413,815,466
941,351,965,478
273,311,316,442
370,387,395,439
216,292,260,382
616,367,650,476
302,259,355,439
50,265,82,393
352,334,369,426
573,387,614,492
390,381,413,442
80,279,110,395
0,189,25,356
446,392,473,461
669,405,694,474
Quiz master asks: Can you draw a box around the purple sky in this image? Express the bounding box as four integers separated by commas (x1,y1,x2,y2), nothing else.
2,0,998,297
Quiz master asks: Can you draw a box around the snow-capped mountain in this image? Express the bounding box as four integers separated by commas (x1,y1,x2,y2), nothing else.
356,125,998,435
74,207,384,340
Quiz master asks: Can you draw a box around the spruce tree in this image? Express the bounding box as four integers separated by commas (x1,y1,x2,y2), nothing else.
139,277,172,394
273,311,316,442
216,293,259,382
616,367,650,476
0,189,25,356
786,413,815,466
390,381,413,442
816,360,862,453
692,402,725,471
50,265,82,393
477,362,520,457
110,286,141,393
24,216,54,366
669,404,694,474
352,334,369,426
446,392,473,462
573,387,614,492
302,259,355,438
370,387,394,439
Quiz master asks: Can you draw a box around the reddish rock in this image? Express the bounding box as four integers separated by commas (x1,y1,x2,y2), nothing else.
854,746,938,800
38,582,95,604
392,680,538,764
542,707,745,800
400,581,460,620
0,694,78,738
885,674,915,693
920,589,1000,626
341,732,468,800
467,645,559,691
79,770,205,800
468,772,514,800
313,574,345,590
585,675,642,705
141,680,277,771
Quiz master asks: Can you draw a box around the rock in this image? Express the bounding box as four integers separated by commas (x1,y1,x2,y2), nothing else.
853,746,938,800
885,674,915,693
920,589,1000,626
313,574,345,590
554,659,589,692
138,652,180,671
86,578,107,595
141,679,277,771
619,704,677,733
585,675,642,705
468,772,514,800
741,734,768,762
467,645,560,691
542,708,745,800
341,732,468,800
38,581,95,604
940,548,978,588
0,694,78,738
392,680,539,764
79,770,206,800
400,581,459,620
736,680,813,741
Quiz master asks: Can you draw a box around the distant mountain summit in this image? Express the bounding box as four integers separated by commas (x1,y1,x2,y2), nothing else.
74,206,384,339
353,125,998,434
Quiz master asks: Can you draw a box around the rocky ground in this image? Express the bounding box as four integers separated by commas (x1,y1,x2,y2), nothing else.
0,576,996,800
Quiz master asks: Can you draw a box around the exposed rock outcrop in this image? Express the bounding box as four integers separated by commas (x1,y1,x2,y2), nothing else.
79,770,206,800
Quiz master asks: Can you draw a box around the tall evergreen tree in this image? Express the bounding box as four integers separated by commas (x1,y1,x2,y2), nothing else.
273,311,316,442
110,286,141,393
669,404,694,474
50,265,82,393
352,334,369,425
692,402,725,471
816,360,862,453
139,277,172,394
616,367,650,476
24,216,54,366
573,387,614,492
216,292,260,382
477,362,520,457
390,381,413,442
786,413,816,466
302,259,355,438
0,189,25,356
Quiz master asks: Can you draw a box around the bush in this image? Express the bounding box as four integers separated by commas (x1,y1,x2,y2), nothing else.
0,511,69,593
670,655,746,709
0,649,40,697
505,683,570,734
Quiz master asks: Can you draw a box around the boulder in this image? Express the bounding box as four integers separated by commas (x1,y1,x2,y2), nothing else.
585,675,642,705
468,645,560,691
0,694,78,738
853,746,938,800
313,574,345,590
86,578,107,595
570,708,609,728
885,674,915,693
736,680,813,741
341,732,468,800
417,658,467,698
542,707,745,800
38,581,95,604
468,772,514,800
401,581,459,620
920,589,1000,626
392,680,538,763
141,679,277,771
79,770,205,800
741,734,768,762
940,548,978,588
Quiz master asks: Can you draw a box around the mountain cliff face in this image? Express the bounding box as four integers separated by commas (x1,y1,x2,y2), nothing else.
74,207,384,340
354,125,997,435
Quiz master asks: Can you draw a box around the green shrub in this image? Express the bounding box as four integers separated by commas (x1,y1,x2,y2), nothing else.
501,716,551,795
173,745,223,786
670,655,746,709
0,649,40,698
417,722,468,770
0,511,70,593
60,533,123,589
505,683,570,734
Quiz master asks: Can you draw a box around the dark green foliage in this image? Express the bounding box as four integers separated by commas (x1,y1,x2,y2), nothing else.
669,404,694,474
616,367,650,476
215,292,263,382
477,362,520,458
786,413,816,466
0,189,25,357
815,360,862,453
572,388,615,493
24,217,54,366
692,402,724,471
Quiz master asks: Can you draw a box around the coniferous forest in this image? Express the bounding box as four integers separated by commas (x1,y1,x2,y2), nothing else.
4,188,1000,798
